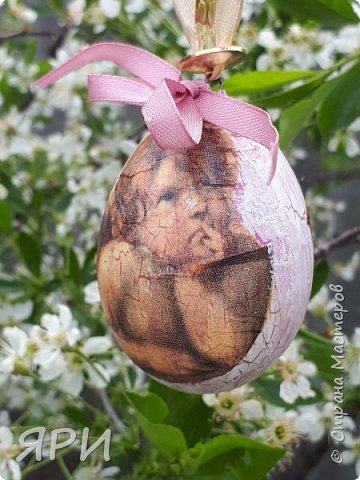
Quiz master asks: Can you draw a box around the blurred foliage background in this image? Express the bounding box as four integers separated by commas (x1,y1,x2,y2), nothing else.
0,0,360,479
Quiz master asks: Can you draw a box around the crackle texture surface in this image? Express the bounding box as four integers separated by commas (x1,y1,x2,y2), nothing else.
97,123,313,393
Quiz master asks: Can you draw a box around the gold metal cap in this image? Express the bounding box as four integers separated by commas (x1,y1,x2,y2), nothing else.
180,46,246,80
173,0,246,79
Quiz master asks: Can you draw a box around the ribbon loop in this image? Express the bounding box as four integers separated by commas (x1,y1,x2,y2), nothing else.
32,42,279,183
142,78,203,150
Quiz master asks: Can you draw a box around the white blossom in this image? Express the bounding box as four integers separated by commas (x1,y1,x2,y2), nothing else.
203,385,264,420
307,285,335,319
75,465,120,480
84,281,101,304
257,405,299,447
67,0,87,26
0,427,21,480
278,341,317,404
242,0,265,22
294,402,355,443
125,0,146,14
32,305,113,395
0,184,8,199
328,117,360,158
0,327,29,385
332,25,360,55
56,337,112,396
0,301,33,325
333,252,360,282
99,0,121,18
36,304,81,349
345,328,360,387
85,5,107,33
8,0,38,23
0,413,10,430
342,437,360,477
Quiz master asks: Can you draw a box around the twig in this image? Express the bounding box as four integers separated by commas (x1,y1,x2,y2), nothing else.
57,456,73,480
314,226,360,261
48,26,68,58
0,30,57,43
98,388,127,433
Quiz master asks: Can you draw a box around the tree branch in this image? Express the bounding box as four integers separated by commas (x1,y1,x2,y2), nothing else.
314,226,360,261
98,388,127,433
0,30,57,44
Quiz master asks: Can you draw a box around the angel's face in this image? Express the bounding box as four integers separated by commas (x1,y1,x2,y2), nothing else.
135,154,230,265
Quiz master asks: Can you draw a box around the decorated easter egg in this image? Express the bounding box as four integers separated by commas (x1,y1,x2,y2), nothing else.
97,123,313,394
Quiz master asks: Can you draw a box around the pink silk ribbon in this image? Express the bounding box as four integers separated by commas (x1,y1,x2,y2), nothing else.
32,42,279,183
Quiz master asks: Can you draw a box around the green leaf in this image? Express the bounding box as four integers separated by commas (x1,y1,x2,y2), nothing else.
299,327,334,347
310,260,329,299
0,276,24,294
321,154,360,172
225,71,314,96
186,471,238,480
279,98,315,149
318,62,360,141
82,246,97,280
0,200,13,231
149,380,212,447
254,74,326,109
126,392,187,460
0,173,29,216
47,0,67,15
127,391,168,424
16,232,42,277
55,192,73,212
298,329,337,383
316,0,359,22
269,0,357,27
277,74,343,147
64,406,91,426
188,435,285,480
65,248,82,285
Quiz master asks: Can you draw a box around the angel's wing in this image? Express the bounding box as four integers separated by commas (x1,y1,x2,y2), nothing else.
172,0,198,51
214,0,244,47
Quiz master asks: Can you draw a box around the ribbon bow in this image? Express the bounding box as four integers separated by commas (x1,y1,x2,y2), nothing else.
32,43,279,183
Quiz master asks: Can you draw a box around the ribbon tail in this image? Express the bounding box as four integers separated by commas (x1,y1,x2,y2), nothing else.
172,0,198,51
32,43,181,90
88,75,154,106
196,91,279,184
214,0,244,48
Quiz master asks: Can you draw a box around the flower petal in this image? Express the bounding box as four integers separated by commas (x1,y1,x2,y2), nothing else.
356,458,360,476
202,393,217,407
280,379,298,404
58,304,73,330
102,466,121,477
298,361,317,377
84,281,101,304
41,314,61,333
3,326,28,357
99,0,120,18
0,425,14,448
9,459,22,480
58,370,84,396
342,450,355,464
38,353,67,381
83,336,112,356
296,375,316,399
86,363,109,389
240,399,264,419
